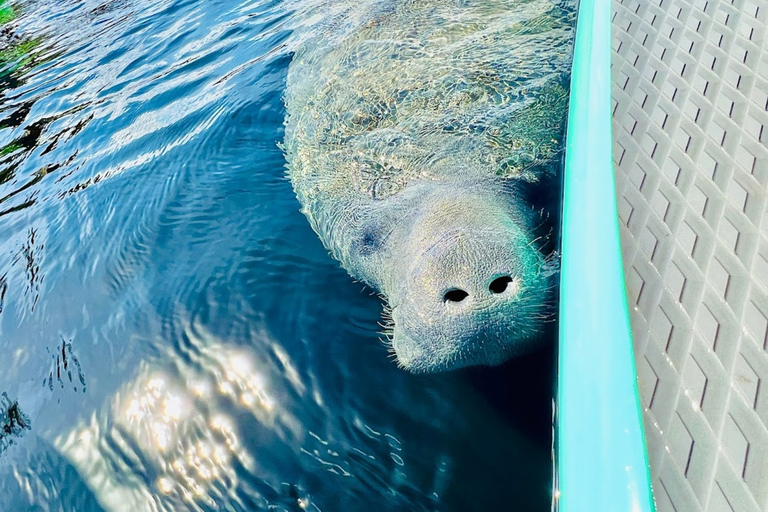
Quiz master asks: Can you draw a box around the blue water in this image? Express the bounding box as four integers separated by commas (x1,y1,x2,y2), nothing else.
0,0,555,510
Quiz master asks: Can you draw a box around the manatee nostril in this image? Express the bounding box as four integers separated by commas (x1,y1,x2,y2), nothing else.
443,288,469,303
489,275,514,294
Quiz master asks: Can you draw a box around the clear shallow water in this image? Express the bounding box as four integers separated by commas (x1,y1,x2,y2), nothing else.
0,0,555,510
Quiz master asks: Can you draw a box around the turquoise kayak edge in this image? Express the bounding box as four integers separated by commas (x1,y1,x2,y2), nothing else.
555,0,656,511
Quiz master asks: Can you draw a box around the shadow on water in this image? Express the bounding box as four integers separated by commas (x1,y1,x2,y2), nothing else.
0,0,566,510
463,345,555,451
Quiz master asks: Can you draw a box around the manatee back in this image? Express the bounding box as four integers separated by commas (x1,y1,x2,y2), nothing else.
283,0,575,267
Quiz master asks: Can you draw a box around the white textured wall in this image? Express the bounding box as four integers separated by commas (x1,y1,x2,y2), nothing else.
612,0,768,510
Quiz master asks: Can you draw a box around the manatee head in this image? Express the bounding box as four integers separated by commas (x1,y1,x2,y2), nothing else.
380,184,555,373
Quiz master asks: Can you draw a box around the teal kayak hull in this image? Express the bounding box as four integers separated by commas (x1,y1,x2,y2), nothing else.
556,1,656,510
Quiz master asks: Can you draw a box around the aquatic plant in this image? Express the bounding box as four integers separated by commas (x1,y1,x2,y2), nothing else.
0,392,31,456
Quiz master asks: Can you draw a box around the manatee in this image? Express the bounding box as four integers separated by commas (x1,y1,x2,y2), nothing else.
283,0,575,372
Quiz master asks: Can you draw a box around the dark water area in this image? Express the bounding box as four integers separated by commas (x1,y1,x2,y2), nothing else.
0,0,557,510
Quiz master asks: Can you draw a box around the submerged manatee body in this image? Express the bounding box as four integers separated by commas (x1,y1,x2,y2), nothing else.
283,0,575,372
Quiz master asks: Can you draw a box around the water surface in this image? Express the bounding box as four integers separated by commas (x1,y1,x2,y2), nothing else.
0,0,555,510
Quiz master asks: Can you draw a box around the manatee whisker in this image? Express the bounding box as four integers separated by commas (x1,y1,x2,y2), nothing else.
526,235,545,248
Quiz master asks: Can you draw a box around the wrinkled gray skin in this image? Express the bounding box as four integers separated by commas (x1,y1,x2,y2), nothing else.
283,0,575,372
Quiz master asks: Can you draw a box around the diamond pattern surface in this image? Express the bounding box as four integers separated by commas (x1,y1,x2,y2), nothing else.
613,1,768,511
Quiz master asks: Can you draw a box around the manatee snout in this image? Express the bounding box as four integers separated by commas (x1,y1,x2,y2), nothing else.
386,190,553,373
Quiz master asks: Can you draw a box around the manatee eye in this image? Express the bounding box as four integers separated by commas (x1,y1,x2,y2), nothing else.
358,225,382,256
443,288,469,303
489,275,513,294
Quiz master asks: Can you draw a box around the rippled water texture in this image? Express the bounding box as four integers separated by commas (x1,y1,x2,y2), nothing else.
0,1,556,510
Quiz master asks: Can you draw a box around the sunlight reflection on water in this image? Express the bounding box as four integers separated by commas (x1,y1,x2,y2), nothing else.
58,332,296,511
